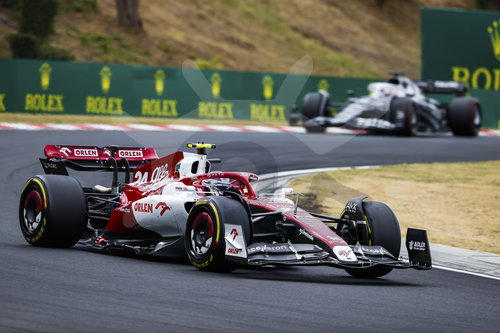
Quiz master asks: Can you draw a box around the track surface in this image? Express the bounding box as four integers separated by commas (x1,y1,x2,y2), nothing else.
1,130,499,332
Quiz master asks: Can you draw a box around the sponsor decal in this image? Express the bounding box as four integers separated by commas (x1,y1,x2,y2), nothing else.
42,161,58,169
117,206,130,213
155,202,171,216
299,228,314,241
434,81,461,89
248,243,290,254
134,202,153,213
154,69,166,96
74,148,98,157
345,201,358,213
450,19,500,90
227,248,239,254
408,240,426,251
262,75,274,101
333,246,358,262
40,63,52,91
210,73,222,99
0,93,5,111
132,163,169,184
354,117,394,129
59,147,71,157
175,186,190,191
317,79,329,92
224,224,247,258
24,93,64,112
360,246,386,255
250,103,286,121
100,66,112,94
118,150,144,158
488,19,500,61
198,101,234,120
230,228,238,241
142,98,178,117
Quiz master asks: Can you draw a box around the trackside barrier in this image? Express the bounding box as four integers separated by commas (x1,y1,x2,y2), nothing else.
421,8,500,128
0,58,371,122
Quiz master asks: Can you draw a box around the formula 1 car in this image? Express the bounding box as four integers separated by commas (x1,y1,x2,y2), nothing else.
301,72,482,136
19,143,431,278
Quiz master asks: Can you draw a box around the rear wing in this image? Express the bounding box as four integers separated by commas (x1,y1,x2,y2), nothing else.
416,80,467,96
40,145,158,175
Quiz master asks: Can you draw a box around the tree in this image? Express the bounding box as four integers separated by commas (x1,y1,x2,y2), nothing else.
115,0,143,32
20,0,58,41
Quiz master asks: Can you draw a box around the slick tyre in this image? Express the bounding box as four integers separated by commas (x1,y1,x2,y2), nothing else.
448,97,482,136
345,201,401,278
389,97,418,136
19,175,87,247
185,196,251,272
302,92,329,133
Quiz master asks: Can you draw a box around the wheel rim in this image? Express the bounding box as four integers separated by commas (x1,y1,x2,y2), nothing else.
23,190,42,234
190,211,213,257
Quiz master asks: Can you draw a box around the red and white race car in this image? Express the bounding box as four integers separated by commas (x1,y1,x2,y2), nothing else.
19,143,431,278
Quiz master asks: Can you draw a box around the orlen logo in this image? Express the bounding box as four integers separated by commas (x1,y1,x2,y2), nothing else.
74,149,98,157
134,202,153,213
155,202,171,216
230,228,238,241
118,150,143,158
228,248,239,254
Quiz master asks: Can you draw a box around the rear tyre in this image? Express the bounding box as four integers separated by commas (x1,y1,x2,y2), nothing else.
448,97,482,136
389,97,418,136
345,201,401,278
19,175,87,247
302,92,329,133
185,196,251,272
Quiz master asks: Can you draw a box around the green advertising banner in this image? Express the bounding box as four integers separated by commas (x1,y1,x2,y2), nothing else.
0,58,371,122
421,7,500,128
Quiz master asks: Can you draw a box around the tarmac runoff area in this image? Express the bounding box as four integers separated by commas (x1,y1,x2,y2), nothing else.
257,168,500,281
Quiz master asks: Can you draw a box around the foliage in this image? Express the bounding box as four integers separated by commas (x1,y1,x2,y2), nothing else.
0,0,20,9
8,33,39,58
39,44,75,61
19,0,58,41
68,0,96,12
476,0,500,10
196,57,224,70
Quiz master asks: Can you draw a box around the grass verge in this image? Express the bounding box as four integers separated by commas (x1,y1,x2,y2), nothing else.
288,161,500,254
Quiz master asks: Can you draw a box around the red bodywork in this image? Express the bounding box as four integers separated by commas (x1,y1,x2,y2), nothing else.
45,146,348,252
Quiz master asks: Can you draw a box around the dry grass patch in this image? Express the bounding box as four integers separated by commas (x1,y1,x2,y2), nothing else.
289,161,500,253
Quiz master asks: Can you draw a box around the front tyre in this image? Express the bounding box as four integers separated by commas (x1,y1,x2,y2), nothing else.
19,175,87,247
389,97,418,136
345,201,401,278
185,196,250,272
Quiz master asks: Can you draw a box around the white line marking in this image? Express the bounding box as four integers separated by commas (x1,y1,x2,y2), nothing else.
432,265,500,281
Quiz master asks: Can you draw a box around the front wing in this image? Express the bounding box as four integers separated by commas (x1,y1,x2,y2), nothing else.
225,227,432,271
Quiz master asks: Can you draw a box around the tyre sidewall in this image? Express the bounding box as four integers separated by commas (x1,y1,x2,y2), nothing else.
185,196,251,271
345,201,401,278
448,97,482,136
390,97,417,136
19,175,86,247
185,201,226,270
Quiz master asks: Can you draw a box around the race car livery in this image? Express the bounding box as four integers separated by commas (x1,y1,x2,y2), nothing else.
300,72,482,136
19,143,431,278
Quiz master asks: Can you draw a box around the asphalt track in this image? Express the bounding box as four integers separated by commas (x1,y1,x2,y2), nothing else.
1,130,499,332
